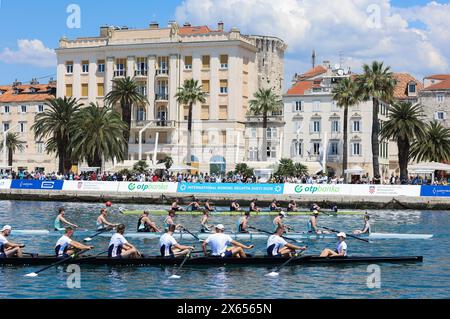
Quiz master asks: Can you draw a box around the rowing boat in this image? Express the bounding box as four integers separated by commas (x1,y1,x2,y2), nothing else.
0,255,423,266
11,230,434,240
120,210,366,216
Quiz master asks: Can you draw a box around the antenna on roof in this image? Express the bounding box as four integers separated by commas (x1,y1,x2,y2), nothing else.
312,50,316,68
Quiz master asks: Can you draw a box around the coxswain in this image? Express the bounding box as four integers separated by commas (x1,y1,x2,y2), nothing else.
202,224,254,258
230,200,241,212
187,198,202,212
200,210,212,233
237,212,251,233
0,225,25,258
96,208,119,231
353,214,371,235
269,199,282,212
320,232,348,257
171,198,185,212
54,208,78,231
159,224,194,257
55,227,93,258
137,211,160,233
108,224,141,259
267,226,307,257
204,199,215,212
249,199,261,213
287,200,298,212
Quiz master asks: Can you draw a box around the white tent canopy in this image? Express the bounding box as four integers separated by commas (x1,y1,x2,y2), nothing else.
168,164,195,172
409,162,450,173
303,161,324,175
344,166,365,175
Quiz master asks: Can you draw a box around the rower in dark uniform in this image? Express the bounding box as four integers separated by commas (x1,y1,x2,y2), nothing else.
204,200,215,212
137,211,160,233
287,200,297,212
230,200,241,212
237,212,251,233
171,198,185,212
269,200,282,212
249,199,261,213
187,198,202,212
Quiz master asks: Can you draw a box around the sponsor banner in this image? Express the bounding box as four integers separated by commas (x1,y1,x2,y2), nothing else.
177,183,285,195
284,184,354,196
360,185,421,197
10,180,64,190
62,181,119,192
420,186,450,197
284,184,421,197
118,182,178,193
0,179,12,190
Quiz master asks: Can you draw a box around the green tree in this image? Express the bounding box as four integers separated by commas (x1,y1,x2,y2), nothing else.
380,102,426,181
294,162,309,176
175,79,207,166
275,158,295,177
104,77,147,155
70,103,128,168
133,160,149,174
0,132,26,167
249,88,283,161
234,163,254,177
32,97,82,173
332,77,361,181
410,122,450,163
356,61,396,178
158,156,173,170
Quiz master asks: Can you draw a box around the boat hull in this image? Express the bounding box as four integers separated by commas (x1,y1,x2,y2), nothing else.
121,210,365,216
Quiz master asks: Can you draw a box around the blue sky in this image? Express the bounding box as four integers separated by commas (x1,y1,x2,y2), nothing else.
0,0,449,86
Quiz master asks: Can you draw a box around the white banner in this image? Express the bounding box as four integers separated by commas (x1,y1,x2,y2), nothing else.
284,184,421,197
62,181,119,192
117,182,178,194
0,179,11,190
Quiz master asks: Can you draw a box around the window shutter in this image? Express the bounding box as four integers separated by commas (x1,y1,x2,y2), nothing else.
435,112,439,120
444,113,448,120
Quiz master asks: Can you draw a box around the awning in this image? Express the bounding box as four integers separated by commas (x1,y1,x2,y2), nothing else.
344,165,364,175
409,162,450,172
304,161,324,175
168,164,195,172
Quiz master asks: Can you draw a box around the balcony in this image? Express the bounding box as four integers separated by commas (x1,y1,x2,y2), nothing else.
135,69,148,77
155,94,169,102
246,115,285,124
114,70,126,77
131,120,176,130
327,155,341,163
156,69,169,77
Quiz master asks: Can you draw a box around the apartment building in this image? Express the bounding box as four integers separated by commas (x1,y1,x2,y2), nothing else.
420,74,450,127
0,80,58,172
56,21,284,174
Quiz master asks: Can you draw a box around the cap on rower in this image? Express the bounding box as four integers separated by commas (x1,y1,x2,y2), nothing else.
215,224,225,230
279,211,287,217
337,232,347,238
313,210,320,215
1,225,12,232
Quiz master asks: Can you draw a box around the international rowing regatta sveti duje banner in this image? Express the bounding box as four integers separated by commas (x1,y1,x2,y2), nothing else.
10,180,64,190
0,179,12,189
283,184,421,197
117,182,178,193
62,181,120,192
177,183,285,195
420,185,450,197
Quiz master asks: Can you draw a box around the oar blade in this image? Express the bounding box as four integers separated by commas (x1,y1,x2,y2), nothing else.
83,238,92,242
24,272,38,278
266,272,279,277
169,274,181,279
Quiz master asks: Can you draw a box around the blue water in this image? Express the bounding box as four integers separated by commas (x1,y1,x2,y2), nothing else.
0,200,449,299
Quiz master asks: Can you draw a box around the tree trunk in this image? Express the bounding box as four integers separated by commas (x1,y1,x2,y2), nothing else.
342,105,349,182
7,147,13,167
186,102,193,167
398,138,410,182
261,112,268,162
372,97,381,179
88,153,102,168
122,103,132,159
58,143,65,174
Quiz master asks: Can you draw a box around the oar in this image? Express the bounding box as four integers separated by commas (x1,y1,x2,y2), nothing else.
266,248,308,277
248,227,303,244
321,226,370,243
24,249,90,278
169,249,194,279
23,252,39,257
181,227,204,242
83,227,116,242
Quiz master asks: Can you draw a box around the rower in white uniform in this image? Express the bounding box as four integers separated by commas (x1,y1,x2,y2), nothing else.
108,224,140,259
202,224,254,258
54,208,78,231
0,225,25,258
55,227,93,258
320,232,348,257
159,224,194,258
267,226,307,257
353,214,371,235
96,208,119,231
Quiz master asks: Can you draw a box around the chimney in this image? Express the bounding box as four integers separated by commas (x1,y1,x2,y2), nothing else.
168,20,176,27
30,78,39,85
12,79,22,87
183,22,191,27
149,22,159,29
218,21,224,31
323,60,331,69
100,25,109,37
48,78,57,85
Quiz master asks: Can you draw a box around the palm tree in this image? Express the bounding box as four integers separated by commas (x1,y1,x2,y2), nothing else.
70,103,128,168
332,78,361,181
104,77,147,156
158,156,173,170
410,121,450,163
356,61,396,178
175,79,207,166
380,102,426,181
249,88,283,161
32,97,82,173
0,133,26,167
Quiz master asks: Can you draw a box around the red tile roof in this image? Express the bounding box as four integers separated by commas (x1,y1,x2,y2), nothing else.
424,79,450,91
298,66,327,80
424,74,450,80
392,73,423,99
179,26,214,35
286,81,314,95
0,83,56,103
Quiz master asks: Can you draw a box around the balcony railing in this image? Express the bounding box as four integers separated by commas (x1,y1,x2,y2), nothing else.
246,115,285,123
114,70,126,77
155,94,169,101
135,69,148,77
132,120,176,129
156,69,169,76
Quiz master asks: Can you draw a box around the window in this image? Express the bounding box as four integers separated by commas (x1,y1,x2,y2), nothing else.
248,147,258,161
313,101,321,112
97,60,105,73
66,62,73,74
352,142,362,156
220,55,228,69
137,85,147,97
3,123,9,132
380,141,389,159
201,105,210,120
37,105,44,113
202,55,210,69
136,107,146,122
292,140,302,157
311,120,321,133
220,80,228,94
20,105,27,113
136,57,148,76
331,101,340,111
219,105,228,120
267,142,277,159
312,142,321,155
81,84,89,97
97,83,104,96
380,103,389,115
330,141,339,155
3,105,10,114
19,122,26,133
220,131,227,145
266,127,278,139
184,56,192,70
36,142,44,154
437,95,445,103
115,59,126,77
408,83,416,94
436,112,446,120
331,120,340,133
250,128,257,138
157,57,169,73
202,80,210,93
82,61,89,73
202,131,209,144
294,101,303,112
294,120,302,133
66,84,73,97
352,120,361,132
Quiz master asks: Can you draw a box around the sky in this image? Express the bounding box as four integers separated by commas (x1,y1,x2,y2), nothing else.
0,0,449,89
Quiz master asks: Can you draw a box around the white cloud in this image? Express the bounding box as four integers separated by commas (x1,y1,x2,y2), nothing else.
0,39,56,68
175,0,450,85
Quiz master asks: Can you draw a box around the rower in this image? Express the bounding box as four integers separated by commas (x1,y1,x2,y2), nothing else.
96,208,119,231
353,214,371,235
0,225,25,258
237,212,251,233
267,226,307,257
204,199,215,212
249,199,261,213
287,200,297,212
54,207,78,231
307,211,329,234
310,203,321,212
159,224,194,258
137,211,161,233
269,199,282,212
55,227,93,258
230,200,241,212
332,204,338,213
187,198,201,212
108,224,140,259
202,224,254,258
171,198,185,212
200,210,212,233
164,211,182,231
320,232,348,257
273,211,292,232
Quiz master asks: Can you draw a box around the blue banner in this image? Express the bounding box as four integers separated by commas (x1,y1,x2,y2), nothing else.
420,186,450,197
10,180,64,190
177,183,284,195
